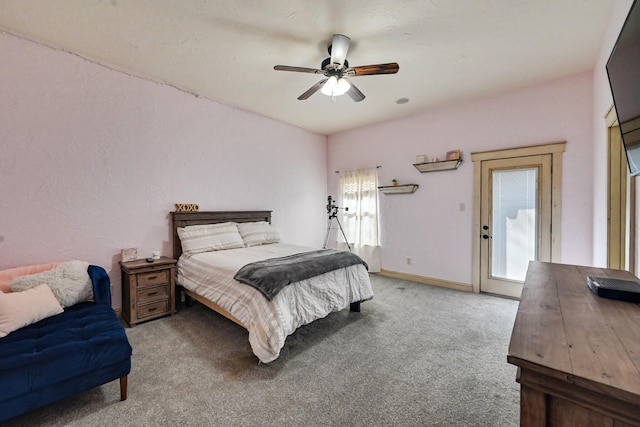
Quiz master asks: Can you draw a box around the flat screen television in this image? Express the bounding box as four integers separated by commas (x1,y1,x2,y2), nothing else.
607,0,640,176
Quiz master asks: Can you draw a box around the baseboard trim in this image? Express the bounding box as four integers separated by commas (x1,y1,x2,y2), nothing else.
377,269,472,292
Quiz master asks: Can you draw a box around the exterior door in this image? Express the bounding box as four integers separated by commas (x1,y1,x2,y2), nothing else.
479,155,552,297
472,142,564,299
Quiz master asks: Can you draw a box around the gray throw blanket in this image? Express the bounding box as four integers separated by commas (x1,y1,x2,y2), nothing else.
233,249,368,300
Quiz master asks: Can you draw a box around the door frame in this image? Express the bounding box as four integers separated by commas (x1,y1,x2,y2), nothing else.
606,106,636,273
471,142,566,294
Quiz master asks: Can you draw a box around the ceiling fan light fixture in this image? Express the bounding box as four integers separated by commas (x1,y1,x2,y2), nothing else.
321,76,350,97
320,76,337,95
337,77,351,94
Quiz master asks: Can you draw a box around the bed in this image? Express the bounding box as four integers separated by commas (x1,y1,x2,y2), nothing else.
171,210,374,363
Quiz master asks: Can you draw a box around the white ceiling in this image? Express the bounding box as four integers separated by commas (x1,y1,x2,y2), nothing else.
0,0,615,135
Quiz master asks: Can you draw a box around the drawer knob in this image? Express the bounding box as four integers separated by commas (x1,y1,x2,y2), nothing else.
147,275,158,280
148,292,158,296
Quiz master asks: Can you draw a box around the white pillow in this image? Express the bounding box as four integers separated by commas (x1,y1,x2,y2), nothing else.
237,221,281,247
10,260,93,308
0,284,64,337
177,222,245,254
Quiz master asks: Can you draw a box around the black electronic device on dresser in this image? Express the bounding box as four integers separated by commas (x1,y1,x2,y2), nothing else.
587,276,640,303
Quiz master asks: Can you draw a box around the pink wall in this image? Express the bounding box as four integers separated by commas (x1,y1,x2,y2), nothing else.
0,32,327,307
592,0,635,267
328,72,594,286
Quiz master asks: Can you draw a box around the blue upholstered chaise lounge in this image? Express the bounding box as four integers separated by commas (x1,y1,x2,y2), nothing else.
0,265,132,422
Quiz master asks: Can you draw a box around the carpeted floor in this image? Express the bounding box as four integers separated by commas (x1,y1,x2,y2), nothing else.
2,274,520,427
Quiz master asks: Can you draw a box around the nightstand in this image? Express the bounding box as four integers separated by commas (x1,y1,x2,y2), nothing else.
120,256,176,326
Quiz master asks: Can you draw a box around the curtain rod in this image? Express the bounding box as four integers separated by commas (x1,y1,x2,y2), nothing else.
335,165,381,173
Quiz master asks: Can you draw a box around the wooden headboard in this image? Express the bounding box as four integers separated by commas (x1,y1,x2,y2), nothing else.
170,210,272,260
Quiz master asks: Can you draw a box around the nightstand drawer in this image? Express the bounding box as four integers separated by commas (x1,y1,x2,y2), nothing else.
137,284,169,303
137,270,169,287
137,299,169,319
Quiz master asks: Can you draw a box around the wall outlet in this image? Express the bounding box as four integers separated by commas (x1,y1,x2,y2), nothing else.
406,257,412,265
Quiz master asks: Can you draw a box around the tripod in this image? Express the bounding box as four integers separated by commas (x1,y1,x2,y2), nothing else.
323,196,352,251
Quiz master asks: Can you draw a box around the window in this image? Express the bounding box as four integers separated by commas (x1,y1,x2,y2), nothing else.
337,167,381,272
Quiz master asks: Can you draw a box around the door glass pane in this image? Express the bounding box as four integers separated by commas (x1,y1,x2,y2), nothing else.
491,167,538,282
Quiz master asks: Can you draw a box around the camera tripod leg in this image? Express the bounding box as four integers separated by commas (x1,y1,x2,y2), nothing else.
323,216,352,252
323,218,333,249
334,216,352,252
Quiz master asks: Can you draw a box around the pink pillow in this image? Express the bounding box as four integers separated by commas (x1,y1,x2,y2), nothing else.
0,284,64,338
0,262,61,293
0,261,89,293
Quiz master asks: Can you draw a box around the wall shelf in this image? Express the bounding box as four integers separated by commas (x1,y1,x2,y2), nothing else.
378,184,419,194
413,159,462,173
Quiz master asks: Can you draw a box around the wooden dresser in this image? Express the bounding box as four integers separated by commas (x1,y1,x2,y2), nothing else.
508,261,640,426
120,257,176,326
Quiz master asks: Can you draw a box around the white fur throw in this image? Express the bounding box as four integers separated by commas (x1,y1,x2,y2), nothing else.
10,260,93,308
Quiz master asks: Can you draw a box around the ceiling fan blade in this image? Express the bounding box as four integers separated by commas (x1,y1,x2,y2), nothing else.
330,34,350,66
347,62,399,76
344,78,365,102
274,65,324,74
298,79,328,100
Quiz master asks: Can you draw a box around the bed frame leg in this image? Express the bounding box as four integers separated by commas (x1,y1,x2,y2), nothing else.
350,301,361,312
177,285,194,307
185,293,194,307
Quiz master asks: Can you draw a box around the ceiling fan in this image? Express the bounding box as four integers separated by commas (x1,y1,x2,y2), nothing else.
274,34,399,102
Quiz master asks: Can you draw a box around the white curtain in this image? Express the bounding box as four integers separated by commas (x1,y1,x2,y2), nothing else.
336,167,381,272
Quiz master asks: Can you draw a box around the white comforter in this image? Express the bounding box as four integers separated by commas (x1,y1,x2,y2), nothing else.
177,243,374,363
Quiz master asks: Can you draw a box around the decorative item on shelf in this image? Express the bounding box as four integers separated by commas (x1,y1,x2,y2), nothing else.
446,149,461,161
391,178,398,186
415,154,427,164
175,203,199,212
121,248,138,262
431,157,440,162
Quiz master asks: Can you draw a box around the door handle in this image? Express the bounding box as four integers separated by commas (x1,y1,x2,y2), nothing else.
482,225,489,230
482,234,492,240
